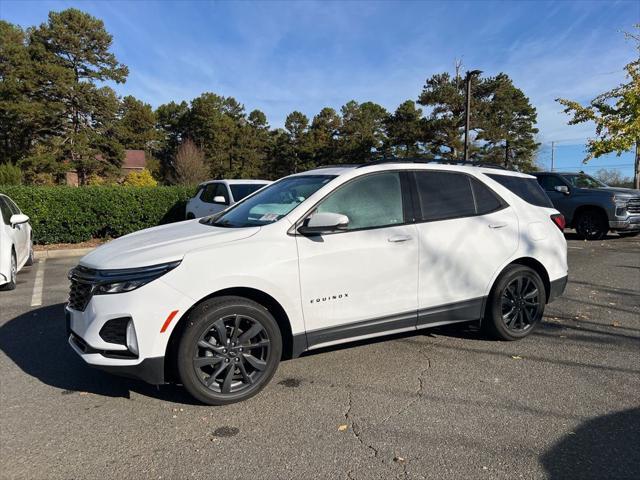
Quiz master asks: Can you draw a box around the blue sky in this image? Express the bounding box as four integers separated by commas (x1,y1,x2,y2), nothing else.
2,0,638,176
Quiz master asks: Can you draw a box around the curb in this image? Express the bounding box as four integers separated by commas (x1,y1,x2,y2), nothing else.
35,247,94,260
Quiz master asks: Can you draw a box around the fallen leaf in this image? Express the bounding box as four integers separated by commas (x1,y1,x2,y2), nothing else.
394,456,406,464
612,321,620,327
78,391,88,396
511,355,523,360
338,424,348,432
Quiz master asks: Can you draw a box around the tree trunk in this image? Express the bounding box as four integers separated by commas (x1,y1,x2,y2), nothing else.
634,140,639,190
504,140,509,168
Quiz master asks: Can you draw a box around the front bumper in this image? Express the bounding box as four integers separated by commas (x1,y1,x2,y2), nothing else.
548,275,568,303
65,277,193,385
609,214,640,231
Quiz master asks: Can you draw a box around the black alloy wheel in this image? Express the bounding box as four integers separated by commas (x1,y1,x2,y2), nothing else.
177,296,282,405
575,210,608,240
193,314,271,394
501,276,541,333
483,265,546,340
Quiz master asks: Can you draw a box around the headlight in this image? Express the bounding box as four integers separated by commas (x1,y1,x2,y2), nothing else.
92,260,181,295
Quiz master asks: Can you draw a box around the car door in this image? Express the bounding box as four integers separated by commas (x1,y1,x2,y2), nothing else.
411,171,518,327
295,171,419,348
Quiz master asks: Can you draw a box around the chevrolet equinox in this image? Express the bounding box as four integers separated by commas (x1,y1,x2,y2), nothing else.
67,162,568,405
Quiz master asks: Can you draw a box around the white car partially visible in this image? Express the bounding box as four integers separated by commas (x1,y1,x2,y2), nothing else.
0,194,33,290
186,179,271,218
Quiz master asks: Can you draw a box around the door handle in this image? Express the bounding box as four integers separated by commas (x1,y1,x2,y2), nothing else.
388,235,412,243
489,223,507,229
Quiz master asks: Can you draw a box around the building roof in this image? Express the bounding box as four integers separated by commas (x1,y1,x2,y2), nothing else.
122,150,146,169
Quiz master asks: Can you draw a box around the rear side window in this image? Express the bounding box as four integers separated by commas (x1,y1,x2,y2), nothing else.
486,174,553,208
414,171,476,221
230,184,266,202
470,178,505,214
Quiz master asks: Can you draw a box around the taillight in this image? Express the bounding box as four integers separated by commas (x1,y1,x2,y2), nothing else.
551,213,565,231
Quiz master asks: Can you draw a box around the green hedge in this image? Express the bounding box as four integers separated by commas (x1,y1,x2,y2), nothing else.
0,186,196,244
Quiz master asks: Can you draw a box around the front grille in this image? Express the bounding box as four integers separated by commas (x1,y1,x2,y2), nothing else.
68,280,93,311
99,317,130,345
67,265,98,312
627,198,640,214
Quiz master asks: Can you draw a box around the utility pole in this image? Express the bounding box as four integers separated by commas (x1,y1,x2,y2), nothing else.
463,70,482,162
551,141,555,171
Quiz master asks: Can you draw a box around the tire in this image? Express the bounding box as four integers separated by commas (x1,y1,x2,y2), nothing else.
25,241,34,266
1,251,17,291
575,209,608,240
186,212,196,220
177,296,282,405
618,232,639,238
483,265,546,341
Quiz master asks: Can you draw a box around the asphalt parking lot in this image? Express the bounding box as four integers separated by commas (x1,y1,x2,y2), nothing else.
1,235,639,480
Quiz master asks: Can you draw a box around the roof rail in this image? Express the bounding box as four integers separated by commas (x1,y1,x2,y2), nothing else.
313,164,361,169
355,158,509,170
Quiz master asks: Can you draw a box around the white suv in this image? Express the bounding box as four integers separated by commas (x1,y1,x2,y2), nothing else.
66,162,568,405
185,179,270,218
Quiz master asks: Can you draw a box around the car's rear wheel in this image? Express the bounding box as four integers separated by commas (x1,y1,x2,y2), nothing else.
177,296,282,405
575,209,608,240
618,232,639,238
483,265,546,340
1,251,17,291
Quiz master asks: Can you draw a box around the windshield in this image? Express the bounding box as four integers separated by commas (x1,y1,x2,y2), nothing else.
201,175,336,228
230,183,268,202
562,173,607,189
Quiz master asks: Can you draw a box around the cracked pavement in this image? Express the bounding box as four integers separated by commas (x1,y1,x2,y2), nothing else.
1,234,639,479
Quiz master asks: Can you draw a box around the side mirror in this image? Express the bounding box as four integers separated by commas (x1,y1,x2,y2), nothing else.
297,212,349,235
554,185,570,195
213,195,228,205
10,213,29,226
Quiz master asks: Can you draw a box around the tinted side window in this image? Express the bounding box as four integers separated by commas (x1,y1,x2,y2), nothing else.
487,174,553,208
0,198,12,225
5,197,20,215
201,184,228,204
414,172,476,221
538,175,565,191
316,172,404,230
200,184,217,203
470,178,505,215
214,184,230,204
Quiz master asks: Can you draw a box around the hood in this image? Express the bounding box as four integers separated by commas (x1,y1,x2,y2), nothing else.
80,220,260,270
598,186,640,198
574,186,639,198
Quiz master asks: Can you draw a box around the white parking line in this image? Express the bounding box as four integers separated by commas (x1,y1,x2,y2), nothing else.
30,258,46,307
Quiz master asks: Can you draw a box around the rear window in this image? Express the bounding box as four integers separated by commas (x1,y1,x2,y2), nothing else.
414,171,476,221
486,174,553,208
230,184,267,202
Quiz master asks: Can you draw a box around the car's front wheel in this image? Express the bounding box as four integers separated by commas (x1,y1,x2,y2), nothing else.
177,296,282,405
575,209,608,240
483,265,546,340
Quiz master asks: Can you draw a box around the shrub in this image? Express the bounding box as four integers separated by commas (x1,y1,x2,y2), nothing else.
123,169,158,187
0,185,195,244
0,163,22,185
